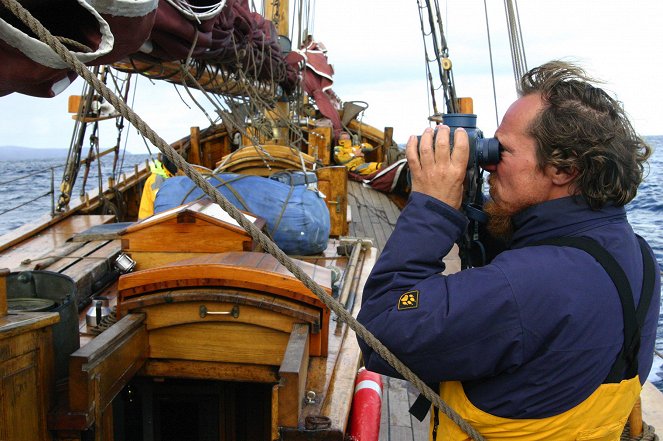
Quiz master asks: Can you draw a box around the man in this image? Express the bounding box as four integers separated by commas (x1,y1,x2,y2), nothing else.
357,61,660,440
333,131,382,176
138,155,178,219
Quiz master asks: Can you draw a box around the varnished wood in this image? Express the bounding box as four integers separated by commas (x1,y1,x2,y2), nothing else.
117,251,331,355
118,252,331,305
125,221,252,253
149,321,290,365
114,57,278,100
0,215,116,271
120,290,320,333
317,166,349,237
0,311,60,337
143,359,279,383
190,126,202,166
264,0,288,35
302,248,378,433
68,314,147,415
629,397,643,437
122,200,264,269
380,126,393,164
216,144,316,173
307,126,332,165
278,323,310,428
0,268,8,317
1,312,58,441
457,97,474,113
347,119,388,147
42,240,122,303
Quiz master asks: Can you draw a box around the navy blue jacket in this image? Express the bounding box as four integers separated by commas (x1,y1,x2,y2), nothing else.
357,193,660,418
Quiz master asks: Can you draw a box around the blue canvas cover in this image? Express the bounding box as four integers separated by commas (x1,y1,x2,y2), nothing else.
154,173,330,255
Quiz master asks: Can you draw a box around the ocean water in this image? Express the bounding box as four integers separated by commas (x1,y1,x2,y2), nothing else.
0,153,149,233
1,139,662,385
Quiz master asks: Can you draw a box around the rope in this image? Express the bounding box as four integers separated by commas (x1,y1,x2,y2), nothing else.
87,306,118,335
0,164,64,186
482,0,500,128
0,191,51,216
0,1,485,439
622,421,659,441
503,0,528,89
163,0,227,22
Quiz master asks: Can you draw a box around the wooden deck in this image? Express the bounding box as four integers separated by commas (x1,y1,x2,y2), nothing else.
347,180,462,440
0,180,452,440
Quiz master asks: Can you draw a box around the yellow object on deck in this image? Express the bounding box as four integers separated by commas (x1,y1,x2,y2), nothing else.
333,139,382,176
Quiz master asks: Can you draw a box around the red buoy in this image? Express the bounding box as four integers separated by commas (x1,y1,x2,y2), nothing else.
348,367,383,441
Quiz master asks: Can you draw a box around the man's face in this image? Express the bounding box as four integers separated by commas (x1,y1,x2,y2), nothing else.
483,93,555,217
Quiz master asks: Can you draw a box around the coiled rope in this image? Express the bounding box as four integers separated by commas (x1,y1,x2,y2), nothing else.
0,0,486,438
164,0,227,22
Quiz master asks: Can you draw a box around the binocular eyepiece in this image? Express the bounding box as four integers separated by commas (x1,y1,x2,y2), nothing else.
417,128,501,168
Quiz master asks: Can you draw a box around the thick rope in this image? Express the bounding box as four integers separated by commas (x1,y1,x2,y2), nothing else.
0,1,485,439
622,421,659,441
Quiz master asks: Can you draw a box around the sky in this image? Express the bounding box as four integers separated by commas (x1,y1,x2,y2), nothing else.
1,0,662,155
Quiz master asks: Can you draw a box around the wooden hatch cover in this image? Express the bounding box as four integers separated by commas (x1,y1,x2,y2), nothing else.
117,251,332,356
120,199,266,270
215,144,317,175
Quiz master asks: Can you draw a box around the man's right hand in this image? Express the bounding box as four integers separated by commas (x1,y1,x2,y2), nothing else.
406,125,469,210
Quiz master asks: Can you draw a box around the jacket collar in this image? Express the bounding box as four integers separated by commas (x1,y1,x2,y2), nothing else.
509,196,627,248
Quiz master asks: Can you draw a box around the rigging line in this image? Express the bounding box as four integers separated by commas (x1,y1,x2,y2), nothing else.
0,164,65,186
503,0,527,88
514,0,528,71
309,0,317,42
503,0,517,83
1,1,483,439
424,0,445,91
0,191,51,217
434,0,457,111
110,71,129,180
177,33,217,126
483,0,500,128
116,72,136,181
417,0,439,115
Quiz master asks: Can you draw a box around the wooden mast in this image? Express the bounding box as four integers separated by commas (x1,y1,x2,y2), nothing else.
264,0,289,37
264,0,290,145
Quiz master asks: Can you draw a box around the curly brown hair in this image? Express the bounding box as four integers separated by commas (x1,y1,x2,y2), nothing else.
519,61,651,208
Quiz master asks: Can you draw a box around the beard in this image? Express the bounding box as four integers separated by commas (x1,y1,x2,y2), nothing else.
484,199,516,242
484,174,533,242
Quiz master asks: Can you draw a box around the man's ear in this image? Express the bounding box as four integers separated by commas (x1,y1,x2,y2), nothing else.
546,165,578,186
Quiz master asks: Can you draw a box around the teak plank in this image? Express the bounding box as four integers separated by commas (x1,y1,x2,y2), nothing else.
123,221,252,253
119,289,319,323
317,166,349,237
69,314,147,414
0,215,115,260
125,297,318,335
1,313,57,441
278,323,310,428
43,240,110,273
143,359,279,383
117,252,331,356
148,321,290,365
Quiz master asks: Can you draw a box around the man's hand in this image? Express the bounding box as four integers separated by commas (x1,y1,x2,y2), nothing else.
406,125,469,210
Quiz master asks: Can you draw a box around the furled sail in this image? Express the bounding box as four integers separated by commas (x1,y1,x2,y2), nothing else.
0,0,298,97
0,0,158,97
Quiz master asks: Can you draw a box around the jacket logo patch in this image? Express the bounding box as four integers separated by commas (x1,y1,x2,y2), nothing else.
397,290,419,310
